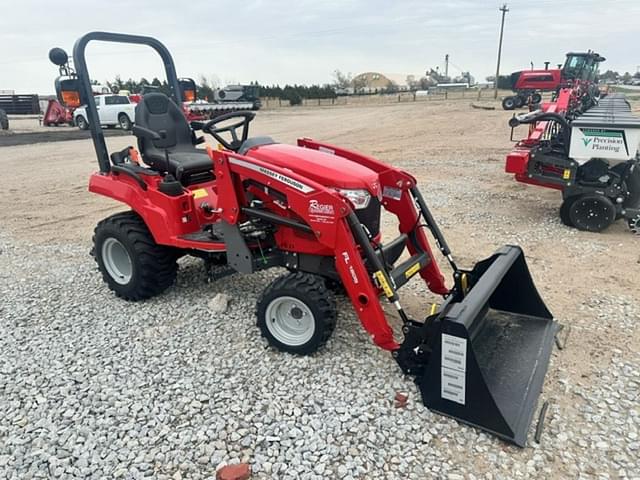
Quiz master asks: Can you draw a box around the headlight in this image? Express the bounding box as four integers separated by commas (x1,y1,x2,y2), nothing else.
337,189,371,210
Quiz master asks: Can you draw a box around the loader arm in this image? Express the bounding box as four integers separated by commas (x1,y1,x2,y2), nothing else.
293,142,557,447
210,147,402,350
297,138,449,295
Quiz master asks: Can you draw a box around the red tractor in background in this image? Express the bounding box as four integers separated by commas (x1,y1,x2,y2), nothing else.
502,51,605,110
50,32,559,447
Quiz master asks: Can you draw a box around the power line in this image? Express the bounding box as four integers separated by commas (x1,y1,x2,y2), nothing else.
494,3,509,99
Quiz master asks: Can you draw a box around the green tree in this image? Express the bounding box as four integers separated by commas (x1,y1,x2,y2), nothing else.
600,70,620,82
198,75,214,101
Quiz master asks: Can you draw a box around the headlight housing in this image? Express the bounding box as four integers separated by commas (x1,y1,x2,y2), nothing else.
336,189,371,210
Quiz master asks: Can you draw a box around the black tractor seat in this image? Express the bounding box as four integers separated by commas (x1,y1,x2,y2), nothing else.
158,151,212,183
134,93,213,185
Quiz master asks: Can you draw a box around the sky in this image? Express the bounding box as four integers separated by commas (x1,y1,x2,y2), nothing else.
0,0,638,94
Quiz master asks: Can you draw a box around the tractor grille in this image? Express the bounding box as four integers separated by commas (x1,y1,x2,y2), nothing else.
356,197,381,237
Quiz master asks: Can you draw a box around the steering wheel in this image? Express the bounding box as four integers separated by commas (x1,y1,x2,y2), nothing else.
202,111,256,152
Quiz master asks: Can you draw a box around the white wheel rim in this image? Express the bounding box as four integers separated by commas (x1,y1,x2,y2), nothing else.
265,296,315,346
101,237,133,285
119,117,128,128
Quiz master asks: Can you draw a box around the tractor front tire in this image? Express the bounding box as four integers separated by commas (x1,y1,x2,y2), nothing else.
257,272,336,355
93,212,178,301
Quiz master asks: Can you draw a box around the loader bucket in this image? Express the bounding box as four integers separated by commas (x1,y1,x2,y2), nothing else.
417,245,557,447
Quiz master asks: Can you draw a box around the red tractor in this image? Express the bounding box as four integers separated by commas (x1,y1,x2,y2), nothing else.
50,32,559,447
502,51,605,110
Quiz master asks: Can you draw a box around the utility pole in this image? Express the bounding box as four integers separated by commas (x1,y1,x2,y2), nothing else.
494,4,509,99
445,54,449,80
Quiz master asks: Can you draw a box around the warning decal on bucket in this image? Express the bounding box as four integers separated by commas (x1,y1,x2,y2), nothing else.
441,334,467,405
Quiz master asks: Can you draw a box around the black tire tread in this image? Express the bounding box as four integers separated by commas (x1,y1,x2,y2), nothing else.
559,197,576,227
502,97,516,110
568,194,615,232
257,272,337,355
93,211,178,301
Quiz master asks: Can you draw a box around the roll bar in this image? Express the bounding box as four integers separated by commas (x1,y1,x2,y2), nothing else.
71,32,183,173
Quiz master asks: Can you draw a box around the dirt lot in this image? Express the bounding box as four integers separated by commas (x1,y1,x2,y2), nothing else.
0,116,128,147
1,100,639,478
3,100,639,273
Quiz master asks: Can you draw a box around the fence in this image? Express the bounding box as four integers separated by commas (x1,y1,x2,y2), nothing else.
0,94,41,114
260,89,510,110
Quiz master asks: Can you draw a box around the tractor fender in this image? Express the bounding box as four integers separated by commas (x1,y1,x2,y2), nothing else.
88,172,186,246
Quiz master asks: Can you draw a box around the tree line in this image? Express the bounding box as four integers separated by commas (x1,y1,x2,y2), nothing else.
104,76,337,105
598,70,640,83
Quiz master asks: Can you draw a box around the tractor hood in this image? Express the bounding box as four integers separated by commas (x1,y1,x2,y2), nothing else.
244,143,381,196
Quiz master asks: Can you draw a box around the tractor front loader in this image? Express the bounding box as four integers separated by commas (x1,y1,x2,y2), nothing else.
50,31,558,447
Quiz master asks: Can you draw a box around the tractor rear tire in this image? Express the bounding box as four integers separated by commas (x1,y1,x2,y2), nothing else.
93,211,178,301
0,109,8,130
257,272,336,355
502,96,516,110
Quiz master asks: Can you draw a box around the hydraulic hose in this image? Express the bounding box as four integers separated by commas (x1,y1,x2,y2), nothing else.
509,111,571,154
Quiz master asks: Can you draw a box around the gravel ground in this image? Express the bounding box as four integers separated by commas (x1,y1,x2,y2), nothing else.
1,101,639,479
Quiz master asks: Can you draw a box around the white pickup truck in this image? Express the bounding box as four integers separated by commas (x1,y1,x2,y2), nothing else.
74,95,136,130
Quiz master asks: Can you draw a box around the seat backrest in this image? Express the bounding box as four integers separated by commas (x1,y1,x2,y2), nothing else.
134,93,194,166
